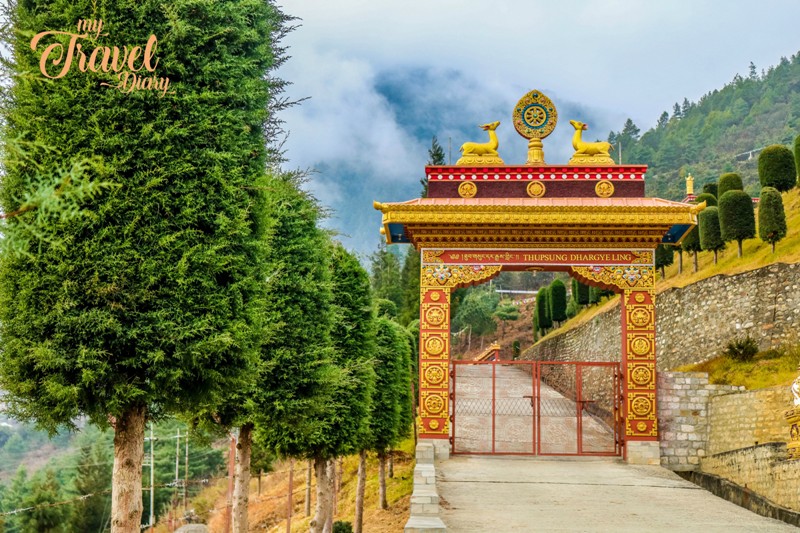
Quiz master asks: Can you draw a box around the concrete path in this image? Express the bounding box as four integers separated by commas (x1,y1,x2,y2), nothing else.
437,456,797,532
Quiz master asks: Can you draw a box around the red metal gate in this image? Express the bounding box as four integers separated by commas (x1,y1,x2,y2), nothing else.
451,360,622,456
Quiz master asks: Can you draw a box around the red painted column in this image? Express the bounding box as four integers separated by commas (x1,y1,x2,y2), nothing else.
621,288,658,442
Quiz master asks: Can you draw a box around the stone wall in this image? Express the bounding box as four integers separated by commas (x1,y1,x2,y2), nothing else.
657,372,743,471
522,262,800,369
700,443,800,512
707,386,793,455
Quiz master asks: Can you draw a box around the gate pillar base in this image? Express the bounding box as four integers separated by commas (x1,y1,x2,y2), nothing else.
626,441,661,465
418,438,450,461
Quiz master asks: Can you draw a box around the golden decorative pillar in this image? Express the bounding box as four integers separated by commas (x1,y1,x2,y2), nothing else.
417,263,502,440
571,261,658,442
685,173,695,196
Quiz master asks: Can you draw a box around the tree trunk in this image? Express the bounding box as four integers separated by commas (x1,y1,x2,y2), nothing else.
305,460,313,517
232,423,253,533
388,452,394,479
354,450,367,533
678,251,683,274
692,251,698,273
713,250,718,264
378,451,388,510
737,240,743,258
325,459,335,533
659,266,665,278
111,406,146,533
772,241,776,253
310,456,334,533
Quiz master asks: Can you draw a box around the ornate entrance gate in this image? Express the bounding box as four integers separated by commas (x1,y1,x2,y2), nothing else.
452,360,622,456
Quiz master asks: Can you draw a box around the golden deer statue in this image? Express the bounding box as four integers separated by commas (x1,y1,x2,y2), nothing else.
568,120,615,165
456,121,504,165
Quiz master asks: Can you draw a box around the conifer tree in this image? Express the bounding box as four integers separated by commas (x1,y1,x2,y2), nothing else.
758,187,787,253
370,244,403,310
718,173,744,198
0,2,289,529
70,441,113,533
719,190,756,257
536,287,552,333
655,244,675,278
399,246,421,326
758,145,797,192
420,136,446,196
702,183,718,198
794,134,800,184
571,278,590,306
548,279,568,327
694,192,717,207
681,226,702,273
699,206,725,263
19,470,68,533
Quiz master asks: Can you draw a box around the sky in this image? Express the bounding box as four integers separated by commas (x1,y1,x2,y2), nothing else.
275,0,800,258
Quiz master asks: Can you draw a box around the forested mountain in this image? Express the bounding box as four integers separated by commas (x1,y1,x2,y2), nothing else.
608,53,800,200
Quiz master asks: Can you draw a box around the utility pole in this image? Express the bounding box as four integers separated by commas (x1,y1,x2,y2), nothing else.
184,431,189,511
146,425,156,533
224,433,236,533
174,428,180,528
286,459,294,533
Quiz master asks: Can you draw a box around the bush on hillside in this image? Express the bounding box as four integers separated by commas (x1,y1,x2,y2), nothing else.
548,279,568,325
758,144,796,192
723,336,759,362
718,172,744,198
699,206,725,263
794,134,800,184
334,521,354,533
702,183,718,198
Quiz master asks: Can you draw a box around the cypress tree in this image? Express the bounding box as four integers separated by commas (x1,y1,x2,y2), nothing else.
681,226,702,273
718,172,744,198
571,278,590,306
694,192,717,207
699,206,725,263
370,244,403,310
758,187,787,253
719,190,756,258
318,243,377,533
536,286,552,333
655,244,675,278
0,2,288,529
398,246,421,326
549,279,568,326
758,144,796,192
794,134,800,185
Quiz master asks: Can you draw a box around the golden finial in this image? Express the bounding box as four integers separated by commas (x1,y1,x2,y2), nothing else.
513,90,558,165
686,173,695,196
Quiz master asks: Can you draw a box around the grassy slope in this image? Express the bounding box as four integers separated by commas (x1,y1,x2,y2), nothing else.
675,346,799,390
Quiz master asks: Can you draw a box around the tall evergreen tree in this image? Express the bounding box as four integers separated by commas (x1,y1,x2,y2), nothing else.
681,226,702,273
0,2,290,529
699,206,725,263
702,183,718,198
420,136,446,196
571,278,591,306
19,470,68,533
655,244,675,278
758,145,796,192
758,187,787,253
535,287,552,333
370,244,403,310
793,134,800,184
70,441,113,533
719,190,756,257
718,172,744,198
398,246,421,326
548,279,568,327
317,244,376,533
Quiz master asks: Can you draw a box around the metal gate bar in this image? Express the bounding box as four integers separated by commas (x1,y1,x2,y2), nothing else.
451,360,622,457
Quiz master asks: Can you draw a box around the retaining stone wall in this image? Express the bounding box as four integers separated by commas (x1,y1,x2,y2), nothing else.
657,372,743,471
707,386,792,455
522,262,800,369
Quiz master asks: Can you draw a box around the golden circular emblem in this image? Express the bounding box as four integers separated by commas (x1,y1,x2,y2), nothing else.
630,308,651,328
425,394,445,414
425,307,445,327
595,180,615,198
526,181,546,198
425,336,445,356
631,366,652,386
631,337,651,356
631,397,652,417
458,181,478,198
429,419,440,430
513,90,558,140
425,365,445,385
634,293,646,304
636,421,648,432
430,292,441,302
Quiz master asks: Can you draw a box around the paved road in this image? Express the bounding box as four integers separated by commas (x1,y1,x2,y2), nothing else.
437,456,798,532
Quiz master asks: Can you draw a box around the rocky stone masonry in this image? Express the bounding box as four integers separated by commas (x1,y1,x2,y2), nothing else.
522,262,800,369
658,372,743,471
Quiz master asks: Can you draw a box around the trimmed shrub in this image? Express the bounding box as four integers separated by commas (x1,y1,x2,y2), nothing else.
718,190,755,257
694,192,717,207
718,172,743,198
681,226,701,272
794,134,800,185
702,182,718,197
699,206,725,263
376,298,398,318
758,144,796,192
724,336,759,362
549,279,568,325
535,286,552,332
655,244,674,277
571,278,591,306
758,187,787,252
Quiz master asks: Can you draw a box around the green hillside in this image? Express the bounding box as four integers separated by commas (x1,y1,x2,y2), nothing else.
609,54,800,200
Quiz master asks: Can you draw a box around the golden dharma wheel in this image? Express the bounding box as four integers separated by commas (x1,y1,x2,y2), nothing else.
513,90,558,140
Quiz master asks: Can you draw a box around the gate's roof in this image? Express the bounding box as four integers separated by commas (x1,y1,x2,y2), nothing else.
374,196,704,249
